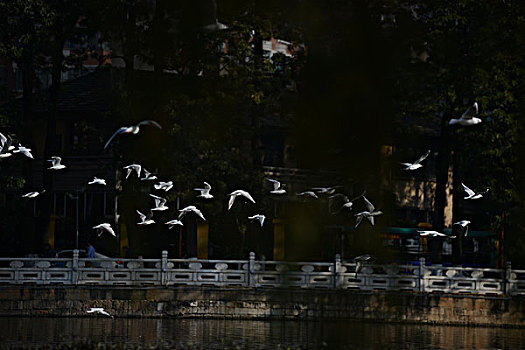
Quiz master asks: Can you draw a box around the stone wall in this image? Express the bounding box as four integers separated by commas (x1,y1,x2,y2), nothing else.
0,286,523,327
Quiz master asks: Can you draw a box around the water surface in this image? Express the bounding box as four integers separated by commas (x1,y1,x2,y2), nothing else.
0,317,522,349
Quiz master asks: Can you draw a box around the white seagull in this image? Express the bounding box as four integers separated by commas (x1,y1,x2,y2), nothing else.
178,205,206,221
354,196,383,228
22,190,45,198
104,119,162,149
418,230,456,238
462,183,489,200
93,223,116,237
140,169,157,181
297,191,319,199
228,190,256,210
150,194,169,211
154,181,173,192
47,156,66,170
165,219,184,229
248,214,266,227
136,210,155,225
194,182,214,199
329,191,366,214
311,186,340,195
88,177,107,186
454,220,471,236
266,178,286,195
400,150,431,170
86,307,114,319
13,143,34,159
449,102,481,126
123,164,142,179
0,133,14,158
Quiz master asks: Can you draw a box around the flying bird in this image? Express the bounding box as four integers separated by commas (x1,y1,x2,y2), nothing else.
104,120,162,149
88,177,107,186
329,191,366,214
461,183,489,200
354,196,383,228
400,150,431,170
140,169,157,181
136,210,155,225
154,181,173,192
178,205,206,221
150,194,169,211
453,220,471,236
47,156,66,170
297,191,319,199
194,182,214,199
228,190,256,210
93,223,116,237
449,102,482,126
266,179,286,195
13,143,34,159
22,190,45,198
0,133,14,158
165,219,183,229
248,214,266,227
86,308,114,319
418,230,456,238
123,164,142,179
311,186,340,195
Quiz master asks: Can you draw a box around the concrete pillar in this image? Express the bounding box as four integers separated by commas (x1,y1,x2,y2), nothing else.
72,249,79,285
504,261,512,295
419,257,426,292
248,252,256,287
161,250,168,286
334,254,342,288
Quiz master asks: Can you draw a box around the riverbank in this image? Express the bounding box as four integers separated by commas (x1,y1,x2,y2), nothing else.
0,286,523,327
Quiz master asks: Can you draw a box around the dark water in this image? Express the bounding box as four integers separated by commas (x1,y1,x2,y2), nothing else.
0,317,523,349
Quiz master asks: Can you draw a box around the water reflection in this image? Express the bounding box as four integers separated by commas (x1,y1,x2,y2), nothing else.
0,317,522,349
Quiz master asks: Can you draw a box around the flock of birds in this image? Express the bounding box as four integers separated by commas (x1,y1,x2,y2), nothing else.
2,100,487,319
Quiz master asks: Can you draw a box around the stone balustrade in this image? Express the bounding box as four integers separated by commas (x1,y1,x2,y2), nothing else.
0,251,524,296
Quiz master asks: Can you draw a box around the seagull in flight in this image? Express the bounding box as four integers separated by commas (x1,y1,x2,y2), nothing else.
418,230,456,238
154,181,173,192
93,223,116,237
104,120,162,149
86,307,114,319
449,102,481,126
228,190,256,210
13,143,34,159
194,182,214,199
329,191,366,214
248,214,266,227
355,196,383,228
178,205,206,221
266,179,286,194
461,183,489,200
453,220,471,236
297,191,319,199
165,219,183,229
150,194,169,211
311,186,340,195
0,133,14,158
47,156,66,170
88,177,107,186
22,190,45,198
140,169,157,181
136,210,155,225
123,164,141,179
400,150,431,170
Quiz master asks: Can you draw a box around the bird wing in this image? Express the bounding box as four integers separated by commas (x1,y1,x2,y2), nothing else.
104,127,127,149
136,210,146,221
241,191,256,203
461,183,475,197
266,178,280,190
355,215,363,228
137,120,162,129
228,194,236,210
203,182,211,191
414,150,431,165
461,102,478,120
363,196,375,212
0,132,6,147
366,216,375,225
400,162,413,168
193,207,205,220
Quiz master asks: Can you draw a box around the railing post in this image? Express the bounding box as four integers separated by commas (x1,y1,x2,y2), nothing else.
72,249,79,285
504,260,512,295
334,254,342,288
161,250,168,286
248,252,255,287
419,257,426,292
